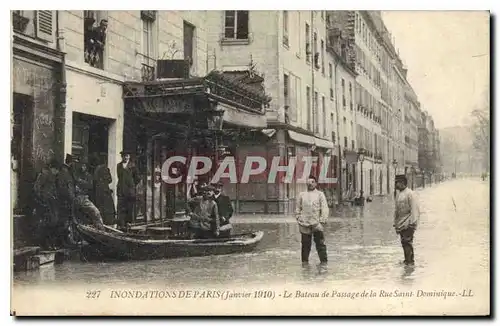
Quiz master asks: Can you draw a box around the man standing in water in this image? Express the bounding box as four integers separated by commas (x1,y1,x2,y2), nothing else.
296,175,329,268
394,174,420,267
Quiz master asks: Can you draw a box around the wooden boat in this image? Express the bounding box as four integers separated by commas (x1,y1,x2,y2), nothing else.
74,222,264,261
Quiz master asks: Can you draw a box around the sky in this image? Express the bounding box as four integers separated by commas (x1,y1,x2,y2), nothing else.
381,11,490,129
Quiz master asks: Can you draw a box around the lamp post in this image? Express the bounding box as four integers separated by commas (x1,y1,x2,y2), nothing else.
392,159,398,198
206,103,225,178
357,148,365,206
411,166,416,189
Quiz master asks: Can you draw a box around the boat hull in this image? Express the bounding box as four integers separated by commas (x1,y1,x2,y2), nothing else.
75,224,264,260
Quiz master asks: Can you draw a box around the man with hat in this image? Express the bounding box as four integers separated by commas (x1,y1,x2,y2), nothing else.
73,157,105,230
117,149,139,228
56,154,76,244
33,158,60,249
212,181,234,235
394,174,420,267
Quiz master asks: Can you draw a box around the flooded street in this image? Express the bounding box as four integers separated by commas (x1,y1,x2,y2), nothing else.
14,179,489,293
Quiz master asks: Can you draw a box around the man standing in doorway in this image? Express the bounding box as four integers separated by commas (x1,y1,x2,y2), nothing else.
394,174,420,267
296,175,329,268
117,150,139,229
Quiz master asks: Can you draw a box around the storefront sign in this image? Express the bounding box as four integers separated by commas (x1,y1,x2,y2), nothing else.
139,97,195,114
13,59,55,91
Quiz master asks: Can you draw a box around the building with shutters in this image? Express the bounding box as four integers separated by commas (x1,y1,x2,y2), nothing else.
325,11,440,197
58,10,270,222
11,10,66,246
205,10,338,213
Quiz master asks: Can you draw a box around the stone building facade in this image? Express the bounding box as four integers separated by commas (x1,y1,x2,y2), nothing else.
11,10,65,246
206,10,335,213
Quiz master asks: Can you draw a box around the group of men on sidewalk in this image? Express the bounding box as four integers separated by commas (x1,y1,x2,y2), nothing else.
33,150,141,249
295,174,420,269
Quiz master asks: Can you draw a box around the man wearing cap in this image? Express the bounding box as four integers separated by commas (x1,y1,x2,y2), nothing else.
33,159,60,249
394,174,420,267
73,158,105,230
56,154,76,244
117,150,139,228
296,175,329,268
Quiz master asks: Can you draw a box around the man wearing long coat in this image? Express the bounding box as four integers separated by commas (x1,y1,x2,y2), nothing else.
117,150,139,228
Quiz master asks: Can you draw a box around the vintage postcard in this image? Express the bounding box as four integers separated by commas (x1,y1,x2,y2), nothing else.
10,9,490,316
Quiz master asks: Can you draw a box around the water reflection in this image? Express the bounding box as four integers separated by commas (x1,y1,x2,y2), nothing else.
14,180,489,290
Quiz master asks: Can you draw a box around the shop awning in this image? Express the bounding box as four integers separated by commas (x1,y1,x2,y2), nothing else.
217,102,267,129
287,130,334,149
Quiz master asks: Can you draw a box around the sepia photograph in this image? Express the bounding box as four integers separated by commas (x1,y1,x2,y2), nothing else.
9,7,491,316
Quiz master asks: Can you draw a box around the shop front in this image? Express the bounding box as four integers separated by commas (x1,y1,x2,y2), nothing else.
262,127,334,213
122,70,270,222
12,34,64,246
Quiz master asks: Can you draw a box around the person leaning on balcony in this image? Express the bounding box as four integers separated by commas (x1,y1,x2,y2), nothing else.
296,175,329,269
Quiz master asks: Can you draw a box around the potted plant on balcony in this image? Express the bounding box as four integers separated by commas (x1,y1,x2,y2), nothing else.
12,11,29,33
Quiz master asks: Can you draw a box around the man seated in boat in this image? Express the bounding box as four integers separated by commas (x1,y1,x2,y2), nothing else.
212,181,234,237
73,159,106,231
186,185,220,239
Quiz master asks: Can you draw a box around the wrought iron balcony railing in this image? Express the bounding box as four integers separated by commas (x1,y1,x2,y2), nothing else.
141,63,156,82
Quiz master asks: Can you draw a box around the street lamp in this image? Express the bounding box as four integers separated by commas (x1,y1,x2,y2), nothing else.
357,148,365,206
411,166,416,189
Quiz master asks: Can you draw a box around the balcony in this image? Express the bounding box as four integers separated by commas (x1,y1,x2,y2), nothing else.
141,63,155,82
12,11,30,34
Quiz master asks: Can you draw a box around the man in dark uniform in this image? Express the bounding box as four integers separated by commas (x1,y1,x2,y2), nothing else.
33,159,60,249
56,154,76,245
212,182,234,226
93,153,116,226
117,150,139,229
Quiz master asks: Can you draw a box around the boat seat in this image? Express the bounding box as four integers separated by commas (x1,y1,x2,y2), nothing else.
147,227,172,232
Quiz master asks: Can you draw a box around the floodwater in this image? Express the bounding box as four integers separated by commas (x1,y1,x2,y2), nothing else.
13,179,490,302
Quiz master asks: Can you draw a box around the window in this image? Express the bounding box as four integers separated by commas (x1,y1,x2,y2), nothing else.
352,140,355,149
322,96,326,136
224,11,249,40
321,40,325,74
341,78,346,108
183,21,195,67
305,23,311,62
331,114,335,142
283,73,290,106
141,14,155,80
84,10,107,69
142,19,154,59
313,32,318,68
349,82,353,110
306,86,311,130
314,91,319,133
344,137,348,148
329,63,333,79
283,11,289,47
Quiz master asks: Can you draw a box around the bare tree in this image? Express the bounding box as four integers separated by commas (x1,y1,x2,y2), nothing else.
470,107,490,171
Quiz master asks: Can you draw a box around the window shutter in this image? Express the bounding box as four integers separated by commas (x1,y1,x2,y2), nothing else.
36,10,55,42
